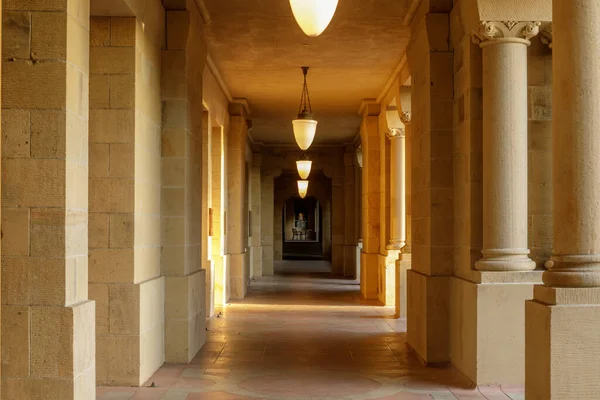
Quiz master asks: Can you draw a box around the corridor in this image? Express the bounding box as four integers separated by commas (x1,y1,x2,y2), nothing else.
96,262,524,400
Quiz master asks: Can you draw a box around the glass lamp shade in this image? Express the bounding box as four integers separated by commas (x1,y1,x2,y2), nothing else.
296,160,312,180
292,119,317,150
297,180,309,199
289,0,339,37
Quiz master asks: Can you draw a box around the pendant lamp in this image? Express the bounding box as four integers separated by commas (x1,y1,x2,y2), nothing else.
297,180,309,199
296,153,312,180
289,0,339,37
292,67,317,150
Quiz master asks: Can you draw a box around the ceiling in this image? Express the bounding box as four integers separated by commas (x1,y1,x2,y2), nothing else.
203,0,412,145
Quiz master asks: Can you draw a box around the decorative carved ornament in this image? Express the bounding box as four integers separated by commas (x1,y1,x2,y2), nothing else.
540,24,553,49
356,144,363,168
386,127,406,139
472,21,541,46
400,111,411,124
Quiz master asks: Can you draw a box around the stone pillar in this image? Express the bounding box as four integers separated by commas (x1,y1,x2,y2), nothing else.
343,149,357,278
474,21,539,273
392,112,412,319
526,2,600,398
201,112,214,317
387,127,406,251
331,176,345,276
406,11,453,364
448,20,543,385
355,146,363,281
227,108,249,299
211,126,226,306
249,153,262,278
1,2,95,397
89,14,165,385
261,171,276,276
161,10,206,363
359,103,381,300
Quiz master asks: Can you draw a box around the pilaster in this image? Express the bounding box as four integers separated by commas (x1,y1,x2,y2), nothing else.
161,9,206,363
359,104,381,300
1,1,95,397
227,113,249,299
405,10,453,363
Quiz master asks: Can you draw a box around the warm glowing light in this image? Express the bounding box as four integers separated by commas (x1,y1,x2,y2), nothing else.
297,180,309,198
296,160,312,180
289,0,339,37
292,119,317,150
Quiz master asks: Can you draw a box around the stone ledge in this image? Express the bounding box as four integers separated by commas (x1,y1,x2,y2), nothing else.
473,270,544,284
533,285,600,305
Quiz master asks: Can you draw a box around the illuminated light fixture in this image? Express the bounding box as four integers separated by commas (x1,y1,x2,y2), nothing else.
289,0,339,37
296,154,312,179
297,180,309,199
292,67,317,150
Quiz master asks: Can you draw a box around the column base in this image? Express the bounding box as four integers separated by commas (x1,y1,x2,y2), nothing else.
526,286,600,399
165,270,206,363
407,270,450,363
229,253,248,300
332,244,345,277
261,245,274,276
360,252,378,300
450,276,540,385
395,253,411,318
475,254,536,272
379,251,399,306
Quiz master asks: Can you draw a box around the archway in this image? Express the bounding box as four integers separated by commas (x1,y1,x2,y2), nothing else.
282,196,324,260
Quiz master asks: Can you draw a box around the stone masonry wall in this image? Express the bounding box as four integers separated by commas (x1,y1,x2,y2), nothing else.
2,0,96,397
88,14,165,386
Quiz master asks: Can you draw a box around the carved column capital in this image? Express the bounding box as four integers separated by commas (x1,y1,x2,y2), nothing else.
386,127,405,140
540,24,553,49
400,111,411,124
473,21,541,46
356,144,363,168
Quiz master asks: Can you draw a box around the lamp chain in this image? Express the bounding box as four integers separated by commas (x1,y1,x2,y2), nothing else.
297,67,313,116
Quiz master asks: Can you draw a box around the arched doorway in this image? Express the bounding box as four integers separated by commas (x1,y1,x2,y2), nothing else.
282,196,323,260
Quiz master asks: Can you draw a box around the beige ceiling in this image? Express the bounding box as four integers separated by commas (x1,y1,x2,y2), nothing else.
203,0,412,145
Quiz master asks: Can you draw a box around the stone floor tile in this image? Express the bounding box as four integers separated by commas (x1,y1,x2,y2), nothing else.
97,261,525,400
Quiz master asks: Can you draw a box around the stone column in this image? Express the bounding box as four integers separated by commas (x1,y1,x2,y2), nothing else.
249,153,262,278
89,14,165,385
227,107,249,299
473,21,540,272
359,103,381,300
343,149,358,278
260,171,277,276
161,10,206,363
406,11,454,364
395,111,412,319
448,20,544,386
526,2,600,398
2,2,95,397
211,126,226,306
355,146,363,281
387,127,406,251
331,175,345,276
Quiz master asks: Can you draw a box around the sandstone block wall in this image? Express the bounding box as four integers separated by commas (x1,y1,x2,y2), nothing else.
161,9,207,363
406,7,454,363
226,115,249,299
2,0,96,397
89,14,165,386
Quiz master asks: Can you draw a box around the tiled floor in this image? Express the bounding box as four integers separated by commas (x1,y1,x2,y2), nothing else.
97,261,524,400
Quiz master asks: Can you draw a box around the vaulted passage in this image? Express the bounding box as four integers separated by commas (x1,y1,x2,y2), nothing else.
1,0,598,399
